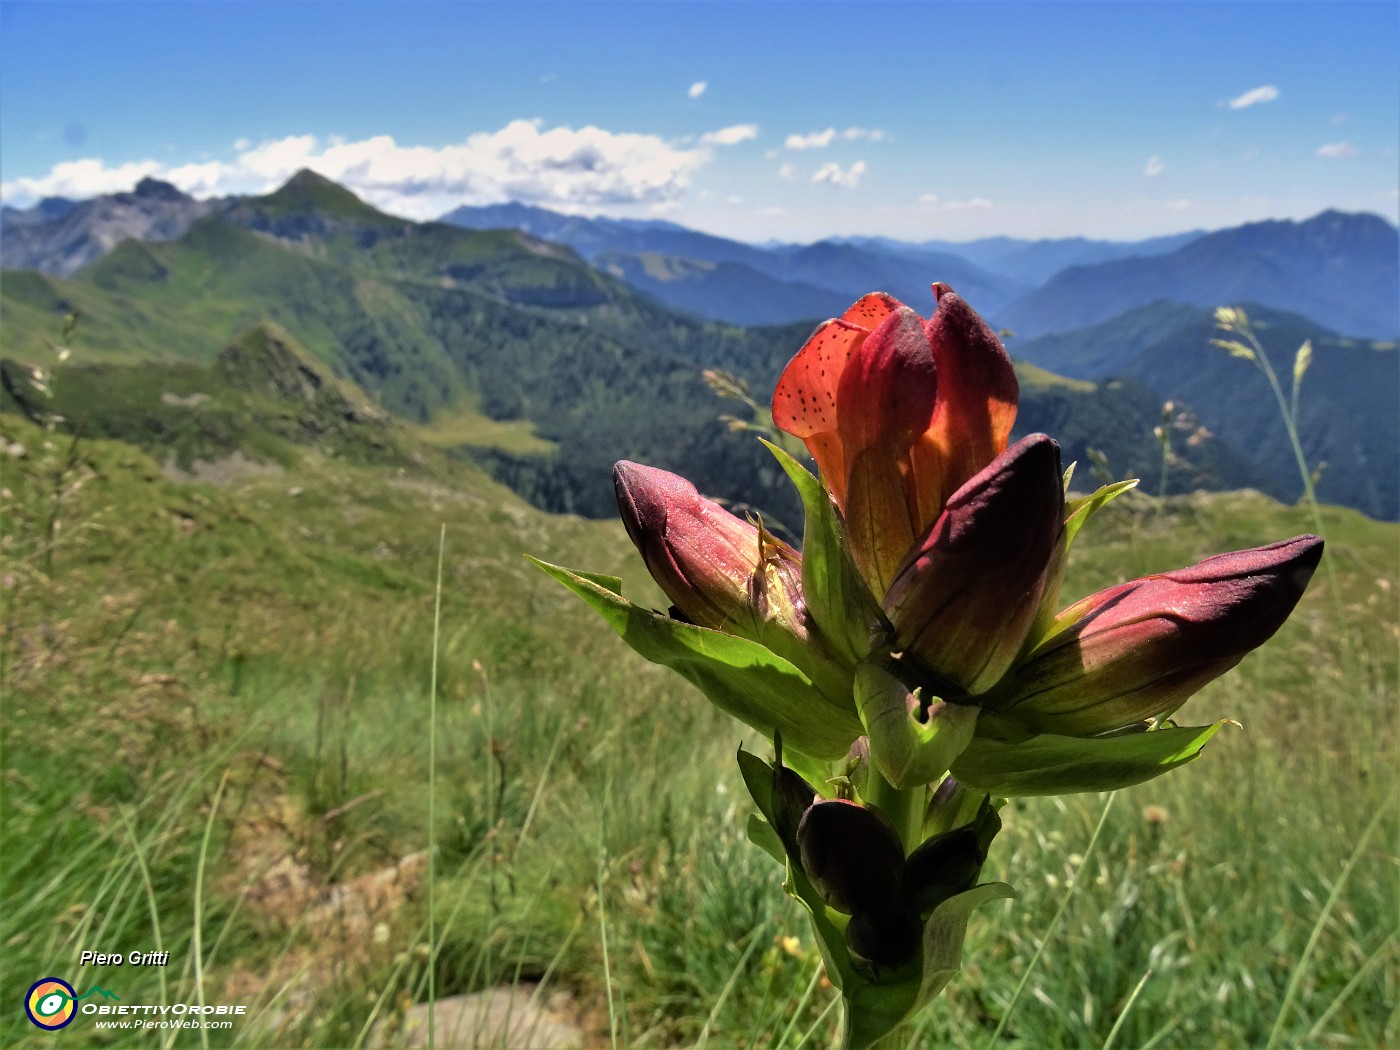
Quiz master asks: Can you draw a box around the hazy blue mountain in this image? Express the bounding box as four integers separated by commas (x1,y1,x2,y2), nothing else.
762,239,1022,315
0,178,222,276
999,211,1400,339
1,195,79,229
1008,300,1203,380
838,230,1204,286
441,200,772,269
593,251,849,325
1015,301,1399,519
443,201,1022,323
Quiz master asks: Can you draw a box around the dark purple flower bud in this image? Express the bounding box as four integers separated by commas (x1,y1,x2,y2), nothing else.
797,799,905,915
883,435,1064,696
845,907,922,972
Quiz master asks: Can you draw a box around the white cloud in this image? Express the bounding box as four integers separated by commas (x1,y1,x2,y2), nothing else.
1316,140,1357,158
0,157,161,202
232,137,251,151
788,127,837,150
1163,198,1192,211
941,197,993,210
1144,155,1165,177
689,81,707,99
725,195,744,205
0,122,718,217
785,126,884,150
1226,85,1280,110
812,160,866,188
777,163,795,180
699,123,758,146
918,193,940,205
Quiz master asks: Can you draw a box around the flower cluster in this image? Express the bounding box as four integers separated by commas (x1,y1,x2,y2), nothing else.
534,285,1321,1047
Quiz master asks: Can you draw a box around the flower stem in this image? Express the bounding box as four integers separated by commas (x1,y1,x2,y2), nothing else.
862,768,921,853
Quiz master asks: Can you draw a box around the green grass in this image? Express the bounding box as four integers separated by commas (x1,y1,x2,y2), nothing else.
2,408,1396,1048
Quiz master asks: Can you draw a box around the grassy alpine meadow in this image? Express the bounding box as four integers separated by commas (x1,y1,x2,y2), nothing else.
2,404,1397,1049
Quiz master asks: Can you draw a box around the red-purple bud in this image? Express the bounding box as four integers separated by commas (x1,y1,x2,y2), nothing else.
994,535,1324,735
614,460,807,642
882,435,1064,696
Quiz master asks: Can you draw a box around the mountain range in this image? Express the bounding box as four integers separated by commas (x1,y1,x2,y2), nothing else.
0,177,222,276
2,170,1395,520
436,201,1398,339
7,178,1396,337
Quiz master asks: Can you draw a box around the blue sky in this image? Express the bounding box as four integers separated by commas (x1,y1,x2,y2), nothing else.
2,1,1396,242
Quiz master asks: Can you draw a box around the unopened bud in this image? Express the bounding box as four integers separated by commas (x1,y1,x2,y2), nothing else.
995,535,1324,734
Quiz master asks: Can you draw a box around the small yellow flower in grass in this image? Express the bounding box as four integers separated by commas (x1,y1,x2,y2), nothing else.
1143,805,1170,826
777,934,803,957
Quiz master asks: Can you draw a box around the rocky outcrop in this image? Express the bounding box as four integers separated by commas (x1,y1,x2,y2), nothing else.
0,178,222,276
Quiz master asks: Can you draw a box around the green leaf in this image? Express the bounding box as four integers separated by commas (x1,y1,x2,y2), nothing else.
745,814,786,865
736,747,776,819
1064,478,1139,549
950,721,1228,796
914,881,1017,1004
1026,477,1140,653
529,557,863,758
763,439,881,666
854,662,979,790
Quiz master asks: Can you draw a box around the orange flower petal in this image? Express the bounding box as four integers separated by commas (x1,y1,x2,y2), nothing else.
771,317,868,504
834,306,938,456
841,290,903,329
907,285,1018,531
832,306,939,592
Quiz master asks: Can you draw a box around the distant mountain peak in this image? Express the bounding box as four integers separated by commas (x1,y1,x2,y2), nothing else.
260,169,390,216
233,169,406,236
131,177,188,202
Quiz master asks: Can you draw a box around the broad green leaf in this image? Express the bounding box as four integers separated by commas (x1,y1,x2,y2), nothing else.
763,439,881,666
854,662,979,790
914,881,1017,1005
529,558,863,758
950,721,1228,796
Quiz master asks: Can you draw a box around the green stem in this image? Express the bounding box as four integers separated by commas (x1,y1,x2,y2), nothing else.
862,769,920,853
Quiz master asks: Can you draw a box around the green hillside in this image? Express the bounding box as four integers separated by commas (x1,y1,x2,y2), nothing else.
1016,302,1399,519
2,175,1262,527
0,208,799,520
3,394,1395,1048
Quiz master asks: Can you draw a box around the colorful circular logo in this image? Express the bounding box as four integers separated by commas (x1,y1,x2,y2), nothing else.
25,978,77,1030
